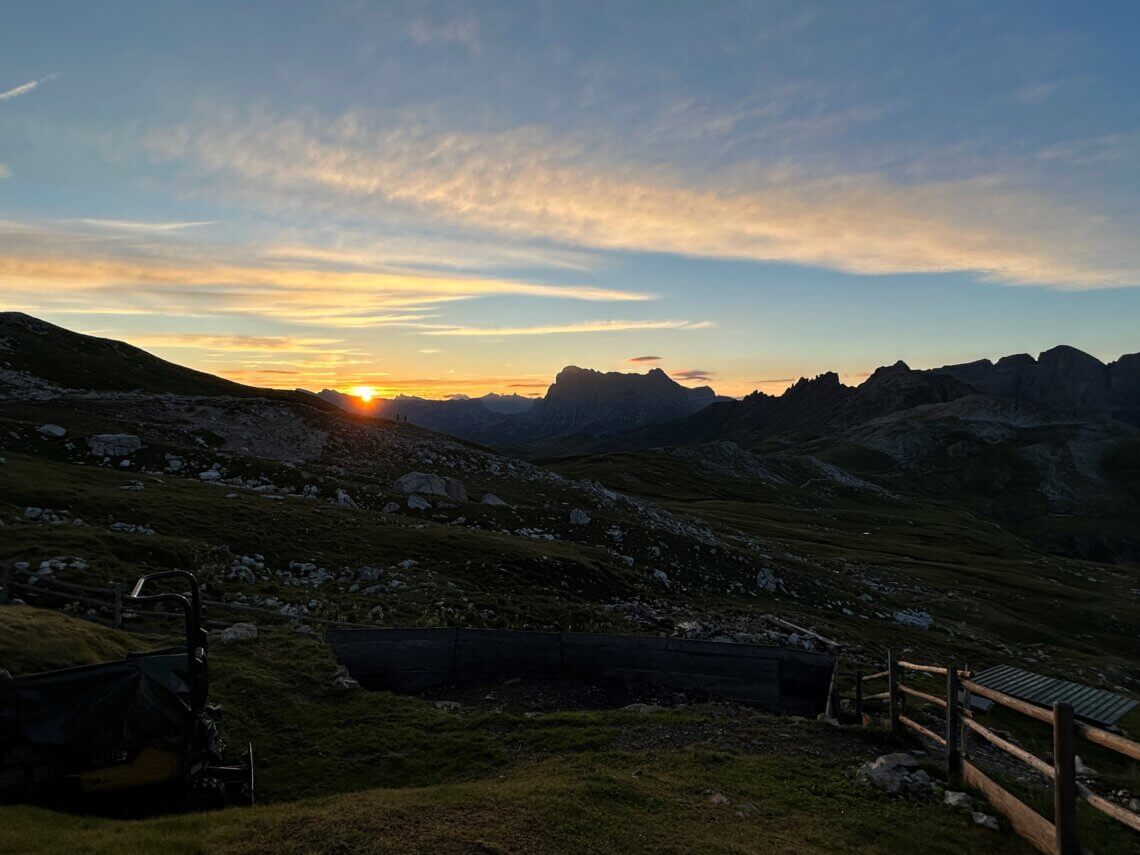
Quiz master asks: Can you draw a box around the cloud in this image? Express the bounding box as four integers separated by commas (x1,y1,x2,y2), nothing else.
0,74,59,102
143,111,1140,289
628,355,662,362
0,164,10,180
672,369,715,383
421,320,715,336
70,218,220,232
0,219,651,327
128,334,346,353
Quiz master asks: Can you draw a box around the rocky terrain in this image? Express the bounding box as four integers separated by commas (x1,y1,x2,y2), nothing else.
2,312,1139,853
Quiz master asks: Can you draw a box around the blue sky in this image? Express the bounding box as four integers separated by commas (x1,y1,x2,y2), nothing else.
1,1,1137,397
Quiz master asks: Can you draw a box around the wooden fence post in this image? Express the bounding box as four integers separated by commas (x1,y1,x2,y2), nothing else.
888,649,900,736
946,665,961,780
854,671,863,720
1053,701,1078,855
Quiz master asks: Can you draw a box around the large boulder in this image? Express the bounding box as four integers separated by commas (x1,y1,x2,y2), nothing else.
393,472,467,501
88,434,142,457
219,623,258,644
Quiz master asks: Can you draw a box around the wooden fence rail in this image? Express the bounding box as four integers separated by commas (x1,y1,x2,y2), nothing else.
856,650,1140,854
3,568,374,630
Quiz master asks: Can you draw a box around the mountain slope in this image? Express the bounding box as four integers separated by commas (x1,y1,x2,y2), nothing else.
0,312,329,408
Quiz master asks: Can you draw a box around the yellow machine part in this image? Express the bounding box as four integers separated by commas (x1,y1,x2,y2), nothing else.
78,747,182,793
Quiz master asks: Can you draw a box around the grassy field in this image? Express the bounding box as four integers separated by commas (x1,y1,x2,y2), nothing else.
0,607,1035,854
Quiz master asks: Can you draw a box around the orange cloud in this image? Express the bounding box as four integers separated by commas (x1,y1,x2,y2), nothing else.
145,111,1140,289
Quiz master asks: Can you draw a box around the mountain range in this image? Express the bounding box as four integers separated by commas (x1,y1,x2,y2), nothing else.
2,311,1137,560
315,364,729,448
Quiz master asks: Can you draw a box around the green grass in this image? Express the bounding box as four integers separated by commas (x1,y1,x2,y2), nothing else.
0,606,1043,854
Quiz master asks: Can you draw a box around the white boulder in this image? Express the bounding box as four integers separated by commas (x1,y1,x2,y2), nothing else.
481,493,507,506
393,472,467,502
37,424,66,438
219,623,258,644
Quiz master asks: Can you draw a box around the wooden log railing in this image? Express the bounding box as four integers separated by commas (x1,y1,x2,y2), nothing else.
854,651,1140,854
3,567,373,630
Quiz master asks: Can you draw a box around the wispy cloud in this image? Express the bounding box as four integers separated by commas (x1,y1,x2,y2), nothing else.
421,320,714,336
143,111,1140,289
0,164,10,180
70,218,220,232
129,333,346,353
0,219,651,327
0,73,59,102
628,355,662,362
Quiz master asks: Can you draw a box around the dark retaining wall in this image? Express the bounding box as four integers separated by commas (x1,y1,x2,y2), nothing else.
329,628,836,717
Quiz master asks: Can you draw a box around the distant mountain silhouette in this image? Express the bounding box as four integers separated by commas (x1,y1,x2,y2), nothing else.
934,345,1140,426
315,389,532,435
465,365,731,448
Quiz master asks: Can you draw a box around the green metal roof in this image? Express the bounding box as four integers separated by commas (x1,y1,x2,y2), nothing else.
971,664,1137,728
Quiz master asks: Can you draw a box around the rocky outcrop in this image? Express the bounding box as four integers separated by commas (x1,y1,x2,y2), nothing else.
87,434,142,457
393,472,467,501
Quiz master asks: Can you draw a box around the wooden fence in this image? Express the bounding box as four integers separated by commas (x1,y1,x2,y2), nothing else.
0,565,367,631
855,650,1140,854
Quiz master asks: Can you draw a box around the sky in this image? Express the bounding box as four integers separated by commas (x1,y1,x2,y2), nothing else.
1,1,1138,399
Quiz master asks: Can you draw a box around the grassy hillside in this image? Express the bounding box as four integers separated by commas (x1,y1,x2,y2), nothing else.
0,312,328,407
0,607,1034,854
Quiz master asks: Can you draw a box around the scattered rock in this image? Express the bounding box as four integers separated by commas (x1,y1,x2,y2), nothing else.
219,623,258,644
1074,755,1097,777
755,568,780,592
23,507,42,520
893,608,934,630
394,472,467,501
569,508,591,525
335,488,358,509
293,624,316,637
87,434,141,457
382,501,400,513
37,424,66,438
481,493,507,506
708,793,730,806
434,700,461,711
407,495,431,510
199,470,222,481
328,665,359,691
944,791,973,812
971,812,999,831
623,703,666,714
858,753,922,795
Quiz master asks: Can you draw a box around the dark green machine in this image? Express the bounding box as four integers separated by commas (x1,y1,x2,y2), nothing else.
0,570,253,807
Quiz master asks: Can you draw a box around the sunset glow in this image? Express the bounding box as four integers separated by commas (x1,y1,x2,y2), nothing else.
2,3,1138,399
351,386,378,403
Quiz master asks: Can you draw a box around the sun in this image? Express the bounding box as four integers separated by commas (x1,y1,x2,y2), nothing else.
351,385,377,403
